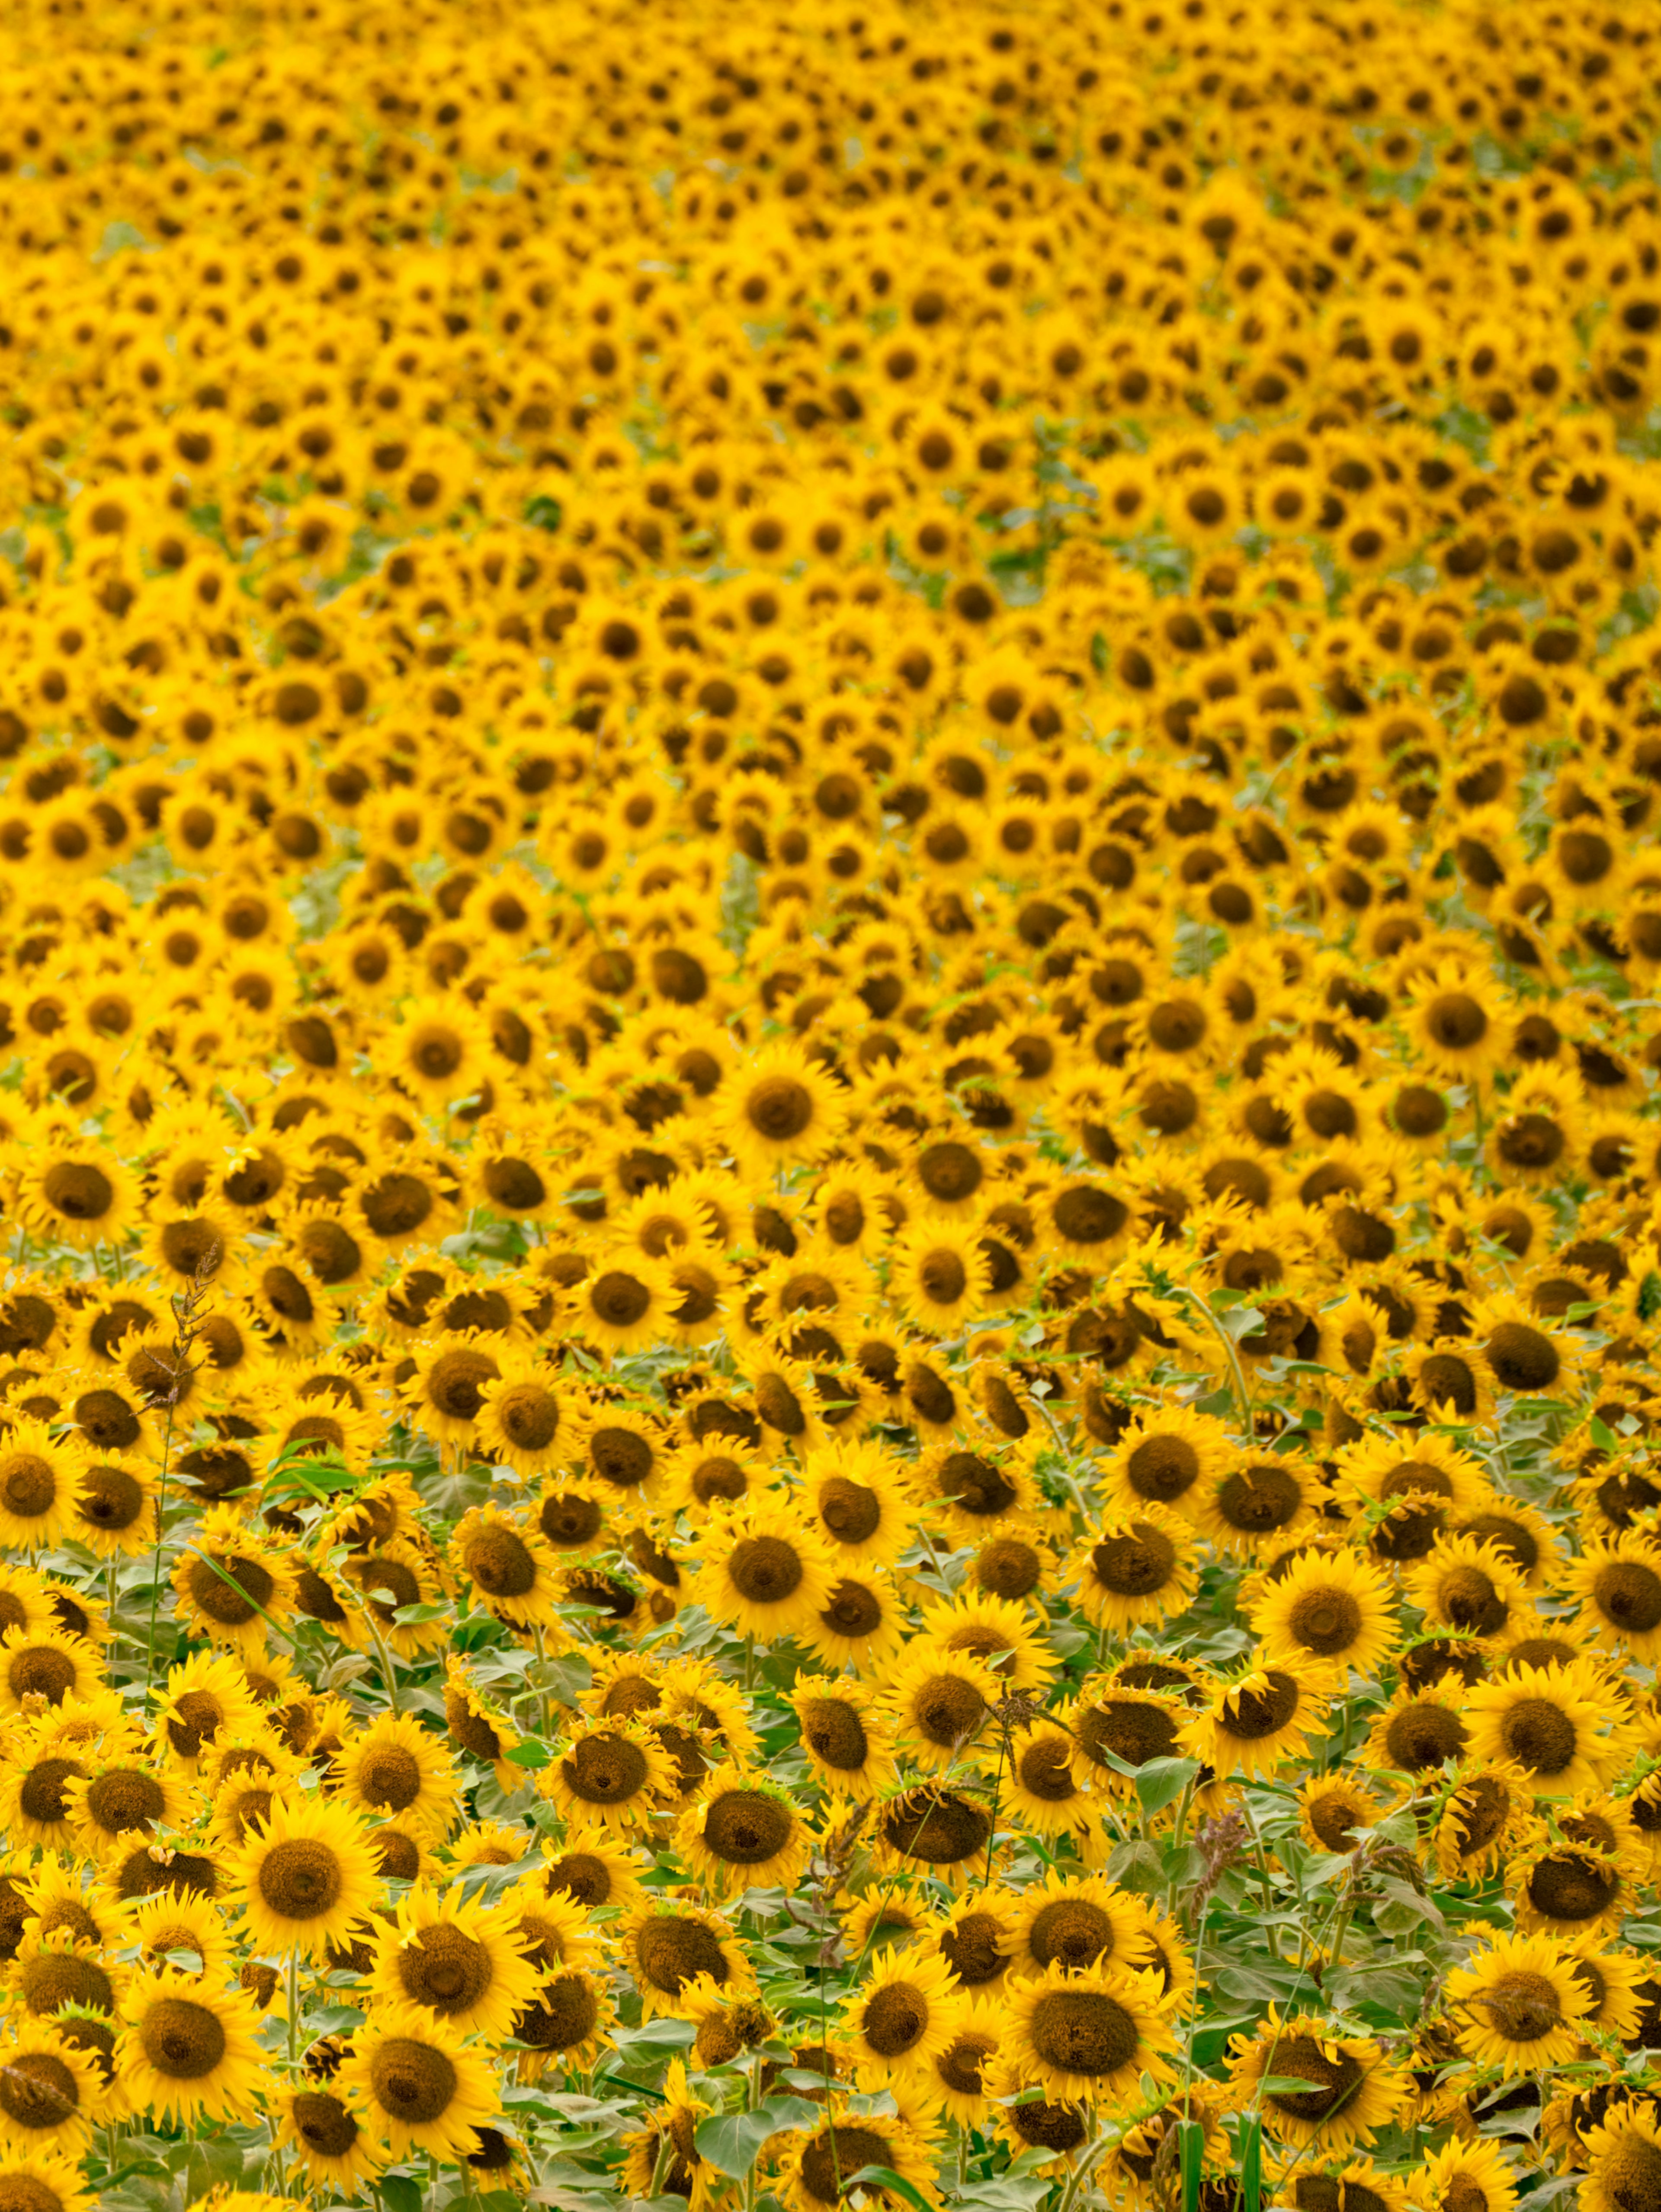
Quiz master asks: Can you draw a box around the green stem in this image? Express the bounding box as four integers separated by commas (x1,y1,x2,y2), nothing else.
367,1620,401,1717
1183,1290,1252,1427
143,1395,181,1709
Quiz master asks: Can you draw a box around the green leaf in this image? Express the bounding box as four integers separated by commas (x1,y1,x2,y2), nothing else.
1177,2116,1204,2212
1134,1756,1199,1815
694,2097,822,2178
504,1739,552,1770
1241,2114,1263,2212
382,2177,423,2212
845,2169,934,2212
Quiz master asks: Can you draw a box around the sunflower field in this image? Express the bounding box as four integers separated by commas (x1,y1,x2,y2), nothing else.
2,3,1661,2212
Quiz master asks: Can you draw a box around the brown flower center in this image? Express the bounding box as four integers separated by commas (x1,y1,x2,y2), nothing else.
565,1732,649,1806
258,1839,343,1920
398,1924,493,2013
368,2036,457,2122
636,1914,728,1996
1124,1434,1199,1503
1028,1990,1141,2076
138,1996,227,2080
1029,1899,1116,1971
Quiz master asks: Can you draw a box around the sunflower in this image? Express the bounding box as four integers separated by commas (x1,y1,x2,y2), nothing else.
1068,1506,1198,1632
333,1712,461,1840
441,1666,525,1794
450,1505,563,1632
1004,1869,1141,1979
116,1968,265,2125
1182,1665,1326,1781
1296,1773,1380,1857
0,2148,93,2212
0,1727,93,1856
1229,2013,1408,2151
677,1765,812,1899
881,1647,1002,1772
541,1716,676,1835
1102,1403,1231,1519
1445,1931,1592,2074
718,1042,848,1176
1414,2136,1520,2212
511,1967,616,2079
1469,1290,1581,1405
1252,1548,1399,1683
887,1223,993,1333
872,1786,996,1891
911,1440,1042,1541
68,1458,157,1559
368,1879,540,2040
1004,1955,1176,2109
0,1422,87,1556
337,2005,500,2160
1336,1430,1490,1566
475,1354,582,1480
1511,1799,1645,1938
689,1498,839,1641
337,1542,449,1662
0,1632,101,1719
1064,1683,1190,1796
1429,1762,1540,1881
789,1678,899,1802
229,1792,380,1962
118,1889,232,1984
1406,960,1508,1084
1192,1451,1321,1556
379,996,491,1112
169,1505,295,1656
1582,2103,1661,2212
275,2074,389,2195
61,1754,188,1864
840,1945,965,2086
539,1826,648,1917
1004,1717,1096,1837
1558,1936,1652,2044
620,2059,715,2212
1464,1661,1626,1796
0,2025,101,2154
982,2047,1092,2173
401,1331,502,1447
15,1143,140,1253
778,2109,941,2212
1567,1532,1661,1663
801,1439,918,1566
618,1898,755,2020
1405,1533,1527,1647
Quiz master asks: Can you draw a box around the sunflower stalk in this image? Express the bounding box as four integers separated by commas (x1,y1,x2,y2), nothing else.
142,1246,218,1708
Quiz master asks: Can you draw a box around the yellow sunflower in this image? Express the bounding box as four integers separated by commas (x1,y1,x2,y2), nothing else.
1228,2012,1408,2151
116,1969,266,2125
617,1899,755,2020
676,1765,812,1899
541,1716,677,1835
1445,1931,1592,2074
337,2005,500,2160
369,1880,541,2040
1464,1661,1627,1796
1068,1506,1198,1632
230,1793,381,1961
1005,1956,1177,2109
332,1712,461,1840
1252,1547,1400,1682
688,1498,840,1641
